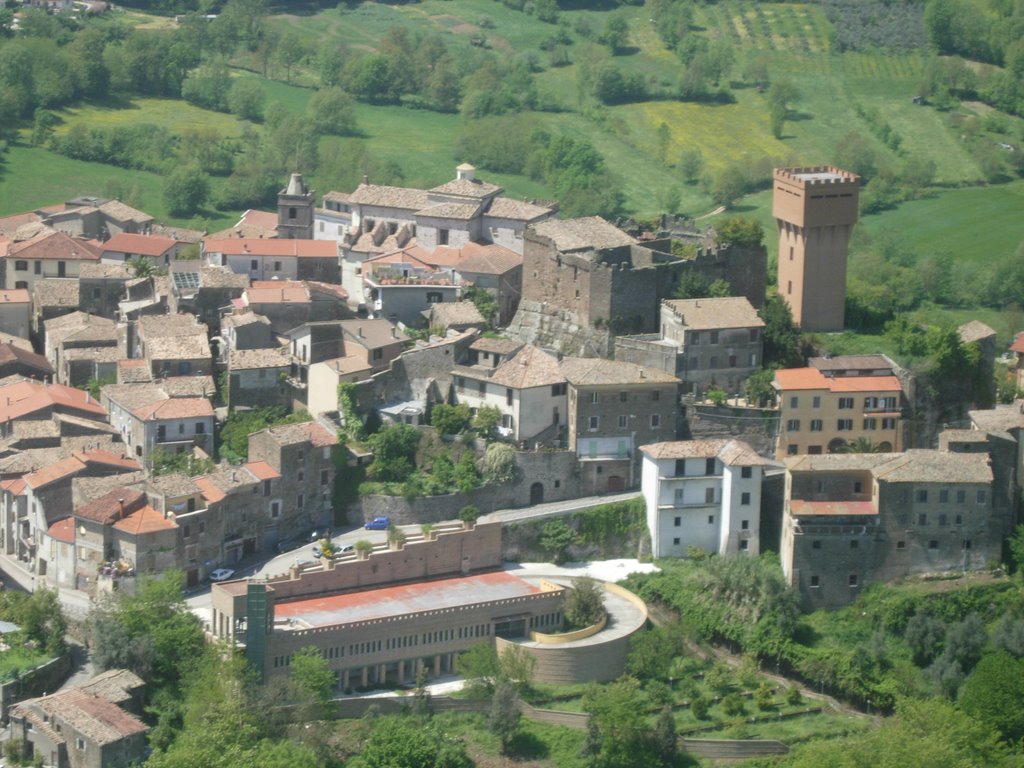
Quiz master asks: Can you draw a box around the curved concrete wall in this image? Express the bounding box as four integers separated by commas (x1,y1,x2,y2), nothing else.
498,581,648,685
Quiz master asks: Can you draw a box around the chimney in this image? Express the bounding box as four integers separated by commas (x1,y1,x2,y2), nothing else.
391,327,397,339
358,326,364,338
118,497,125,520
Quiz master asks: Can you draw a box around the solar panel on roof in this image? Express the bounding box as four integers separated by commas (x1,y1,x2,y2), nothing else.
172,272,201,291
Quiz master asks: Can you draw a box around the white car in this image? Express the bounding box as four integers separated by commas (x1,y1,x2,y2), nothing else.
209,568,236,582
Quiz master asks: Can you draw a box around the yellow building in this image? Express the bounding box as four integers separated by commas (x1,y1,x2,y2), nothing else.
773,362,904,458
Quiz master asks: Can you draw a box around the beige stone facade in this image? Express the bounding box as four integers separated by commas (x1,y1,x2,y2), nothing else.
774,167,859,332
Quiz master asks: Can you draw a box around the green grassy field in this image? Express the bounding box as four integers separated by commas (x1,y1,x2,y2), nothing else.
51,96,248,137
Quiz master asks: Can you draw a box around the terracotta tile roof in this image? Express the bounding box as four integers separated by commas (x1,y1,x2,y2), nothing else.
0,478,26,496
75,488,146,525
113,504,177,535
145,334,211,362
774,367,902,393
0,344,52,375
138,313,208,339
97,200,153,224
193,476,226,503
146,472,200,498
790,499,878,517
530,217,635,253
79,262,134,279
245,281,310,304
0,289,30,304
47,517,75,543
429,177,503,198
193,266,249,290
34,279,80,308
116,360,152,383
560,357,679,386
229,347,290,371
77,669,144,705
808,355,894,373
485,197,554,221
363,248,437,270
9,230,101,260
452,244,522,276
662,297,765,330
785,453,900,473
641,438,763,463
873,449,992,484
1011,333,1024,355
208,209,279,239
458,344,564,390
970,402,1024,433
132,397,213,420
32,688,148,745
73,449,141,472
0,379,106,423
63,346,121,364
24,456,87,489
469,337,523,355
318,354,373,377
0,211,43,238
102,233,178,257
259,420,338,448
72,472,147,504
244,460,281,481
427,301,484,327
416,202,481,220
340,319,408,349
203,238,337,258
348,183,430,210
161,376,216,398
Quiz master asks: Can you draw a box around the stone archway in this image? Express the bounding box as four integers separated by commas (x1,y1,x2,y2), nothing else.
530,482,544,505
827,438,847,454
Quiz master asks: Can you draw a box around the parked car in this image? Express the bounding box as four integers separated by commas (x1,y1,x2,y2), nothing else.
364,516,390,530
312,545,323,559
338,543,354,554
209,568,235,582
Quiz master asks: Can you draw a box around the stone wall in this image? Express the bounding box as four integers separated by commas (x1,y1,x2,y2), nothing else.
500,499,650,562
686,402,780,458
0,652,72,719
358,450,581,525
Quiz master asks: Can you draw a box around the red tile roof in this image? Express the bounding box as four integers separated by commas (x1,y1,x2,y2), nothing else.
0,344,53,376
24,456,86,490
132,397,213,420
113,504,177,535
0,289,30,304
1011,332,1024,355
47,517,75,544
193,477,226,504
789,499,878,517
9,230,102,261
243,460,281,481
102,233,179,258
75,488,146,525
774,368,902,393
0,379,107,423
0,478,26,496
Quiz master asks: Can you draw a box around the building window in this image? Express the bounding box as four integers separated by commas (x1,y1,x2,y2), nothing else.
271,502,281,519
853,481,863,494
849,574,859,587
178,423,185,434
977,490,987,504
77,738,86,751
749,328,759,342
705,487,715,503
850,539,858,549
709,356,718,369
590,392,599,404
939,489,949,503
195,422,205,434
707,515,714,524
789,396,799,408
439,229,449,245
917,489,928,502
289,207,297,219
14,260,27,271
918,513,927,525
812,396,821,408
810,419,823,431
250,259,258,271
739,539,749,551
957,490,966,504
552,383,566,396
741,492,750,505
320,469,328,486
896,540,905,550
673,537,680,545
618,415,628,429
808,446,822,454
741,466,752,479
787,419,800,432
928,540,939,550
812,540,821,549
650,414,661,429
619,391,627,402
787,444,798,456
426,292,443,303
863,418,877,430
962,539,972,550
14,281,27,290
675,459,686,476
297,493,304,508
709,331,719,344
741,519,749,530
263,480,271,496
749,353,757,367
674,516,681,526
837,397,853,409
837,419,853,431
810,575,820,588
588,416,599,431
34,260,41,274
705,458,715,475
955,514,963,525
651,390,660,401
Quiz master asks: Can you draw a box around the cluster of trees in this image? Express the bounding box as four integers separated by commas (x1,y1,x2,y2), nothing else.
649,0,735,103
823,0,928,52
0,588,66,657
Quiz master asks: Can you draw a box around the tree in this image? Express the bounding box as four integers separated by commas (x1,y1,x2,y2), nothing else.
744,368,775,407
489,681,521,753
709,165,747,208
679,147,703,183
458,640,500,694
715,216,764,248
498,643,536,692
289,646,335,719
473,405,501,442
690,693,710,719
563,576,605,630
359,715,473,768
652,706,677,763
539,519,576,565
308,86,359,137
760,294,804,368
163,167,210,217
367,423,421,482
430,403,472,435
227,78,265,121
127,256,156,278
387,523,407,549
1008,524,1024,573
582,677,658,768
601,14,630,55
482,442,517,484
274,32,306,84
959,651,1024,744
839,437,884,454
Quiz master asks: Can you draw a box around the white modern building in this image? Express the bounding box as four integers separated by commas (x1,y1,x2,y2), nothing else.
640,439,766,558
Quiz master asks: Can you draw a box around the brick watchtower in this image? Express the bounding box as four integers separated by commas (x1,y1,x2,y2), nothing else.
773,167,859,332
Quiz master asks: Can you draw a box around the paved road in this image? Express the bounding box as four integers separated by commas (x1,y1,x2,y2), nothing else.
480,491,640,525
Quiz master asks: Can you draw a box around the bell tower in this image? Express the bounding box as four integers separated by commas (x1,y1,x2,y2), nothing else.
277,173,314,240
